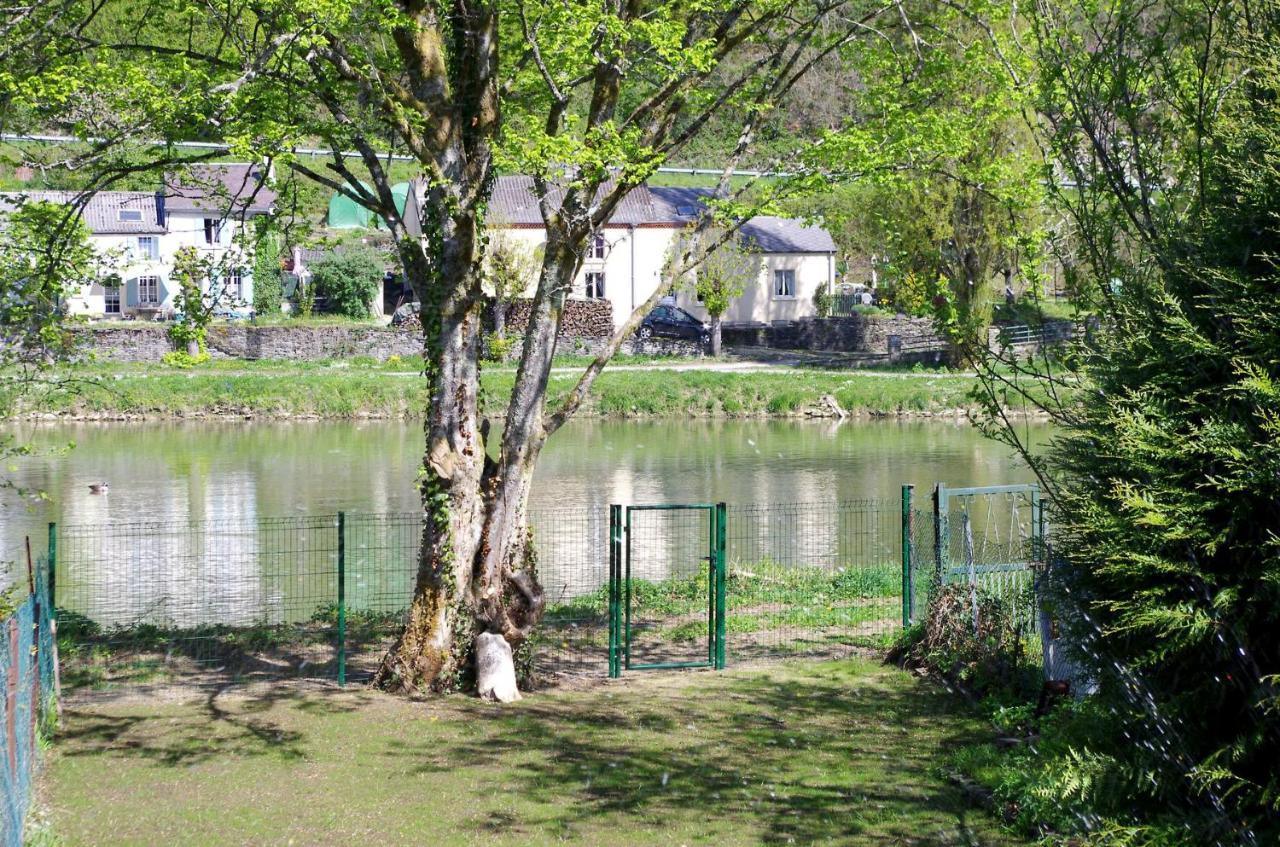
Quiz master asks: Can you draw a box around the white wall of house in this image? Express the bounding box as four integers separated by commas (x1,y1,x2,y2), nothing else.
675,252,834,326
499,224,677,330
500,225,835,330
64,214,257,318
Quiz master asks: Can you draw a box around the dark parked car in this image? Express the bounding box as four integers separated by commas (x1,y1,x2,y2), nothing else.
638,304,710,345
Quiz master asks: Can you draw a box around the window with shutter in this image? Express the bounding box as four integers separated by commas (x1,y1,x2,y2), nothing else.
137,276,161,304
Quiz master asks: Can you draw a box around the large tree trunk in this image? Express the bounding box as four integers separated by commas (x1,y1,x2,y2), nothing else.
372,222,491,693
371,229,577,695
710,314,722,356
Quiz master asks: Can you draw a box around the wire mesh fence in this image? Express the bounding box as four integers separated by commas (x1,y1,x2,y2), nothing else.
48,486,1046,700
1,560,56,847
725,501,905,661
52,507,610,696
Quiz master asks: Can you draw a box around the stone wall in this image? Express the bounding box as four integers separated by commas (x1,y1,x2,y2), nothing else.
72,324,423,362
723,314,946,354
797,315,943,352
204,325,422,360
73,325,176,363
71,319,700,363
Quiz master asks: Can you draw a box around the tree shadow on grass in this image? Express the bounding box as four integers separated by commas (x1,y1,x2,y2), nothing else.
387,666,1013,845
56,682,374,768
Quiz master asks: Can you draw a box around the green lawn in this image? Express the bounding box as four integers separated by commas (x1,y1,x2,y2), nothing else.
41,658,1027,846
17,361,996,419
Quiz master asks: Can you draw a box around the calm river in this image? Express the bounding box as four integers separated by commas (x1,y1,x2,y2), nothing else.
2,419,1046,624
4,418,1043,536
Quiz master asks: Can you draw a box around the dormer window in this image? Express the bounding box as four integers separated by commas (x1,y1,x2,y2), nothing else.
136,236,159,261
118,209,143,222
676,205,700,216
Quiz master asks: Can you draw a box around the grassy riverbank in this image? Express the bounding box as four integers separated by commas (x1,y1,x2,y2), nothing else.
12,358,1029,420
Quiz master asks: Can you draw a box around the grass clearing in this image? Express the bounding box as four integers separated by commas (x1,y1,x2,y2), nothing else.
18,360,999,419
44,657,1027,846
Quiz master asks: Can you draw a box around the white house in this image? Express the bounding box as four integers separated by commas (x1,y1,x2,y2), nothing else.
405,176,837,330
0,163,275,318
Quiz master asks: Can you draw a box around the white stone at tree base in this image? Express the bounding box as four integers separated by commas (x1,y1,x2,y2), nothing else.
475,632,522,702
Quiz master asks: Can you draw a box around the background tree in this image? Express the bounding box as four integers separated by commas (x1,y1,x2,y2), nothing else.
484,229,540,341
168,246,240,362
0,197,100,496
673,225,759,355
311,248,383,320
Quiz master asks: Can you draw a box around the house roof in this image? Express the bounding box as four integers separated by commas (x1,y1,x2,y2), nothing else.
163,163,276,215
487,178,836,254
490,175,656,226
0,190,165,234
646,185,838,254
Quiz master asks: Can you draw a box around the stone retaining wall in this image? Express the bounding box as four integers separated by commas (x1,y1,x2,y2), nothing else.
723,315,946,354
71,321,699,363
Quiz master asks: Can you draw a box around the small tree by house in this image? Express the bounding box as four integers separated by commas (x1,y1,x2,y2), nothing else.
676,226,759,356
310,248,382,319
484,230,539,340
252,224,284,316
167,246,231,363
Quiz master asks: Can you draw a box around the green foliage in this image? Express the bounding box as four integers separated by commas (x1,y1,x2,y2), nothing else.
160,349,210,368
812,286,831,318
251,224,283,316
310,248,382,319
952,3,1280,841
482,332,516,363
293,278,316,318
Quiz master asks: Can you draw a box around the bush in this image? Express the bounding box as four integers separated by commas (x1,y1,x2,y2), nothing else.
889,583,1036,698
482,333,517,363
310,247,382,318
813,286,832,318
161,349,210,368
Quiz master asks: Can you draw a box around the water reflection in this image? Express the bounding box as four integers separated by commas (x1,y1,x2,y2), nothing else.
3,418,1043,626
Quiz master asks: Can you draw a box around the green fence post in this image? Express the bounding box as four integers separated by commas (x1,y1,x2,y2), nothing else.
608,505,621,679
714,502,727,670
624,508,632,671
337,512,346,687
933,483,948,586
47,522,56,615
1031,486,1044,564
901,485,913,628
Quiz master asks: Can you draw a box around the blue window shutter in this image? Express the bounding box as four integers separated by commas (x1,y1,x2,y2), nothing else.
158,276,170,304
125,278,138,307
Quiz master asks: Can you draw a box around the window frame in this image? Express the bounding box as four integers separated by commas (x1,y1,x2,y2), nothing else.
117,209,143,223
773,269,797,299
588,235,608,260
137,275,161,305
104,287,121,315
584,271,606,300
203,218,221,245
136,236,159,261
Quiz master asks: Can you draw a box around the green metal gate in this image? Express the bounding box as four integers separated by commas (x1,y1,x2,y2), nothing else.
608,503,726,678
